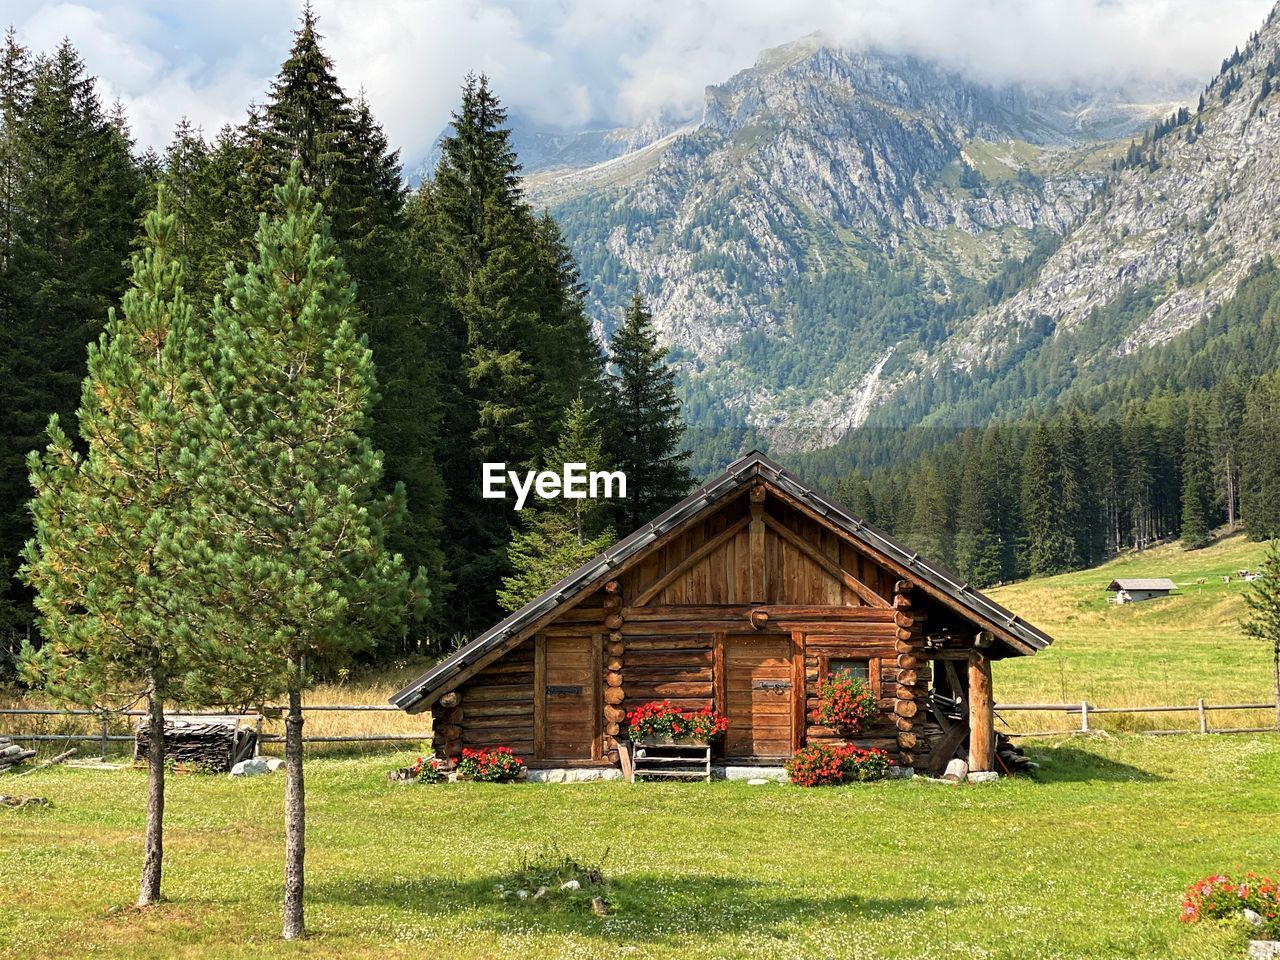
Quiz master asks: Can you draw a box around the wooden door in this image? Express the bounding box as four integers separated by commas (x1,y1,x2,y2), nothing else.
539,635,599,761
723,634,793,758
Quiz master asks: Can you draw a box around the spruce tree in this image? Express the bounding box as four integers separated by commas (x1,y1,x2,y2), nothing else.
1242,540,1280,731
19,195,195,906
1180,397,1217,549
421,73,604,636
906,462,951,566
172,168,426,939
498,398,615,612
1241,375,1280,539
605,291,695,532
0,35,143,651
1021,423,1075,576
953,434,1005,586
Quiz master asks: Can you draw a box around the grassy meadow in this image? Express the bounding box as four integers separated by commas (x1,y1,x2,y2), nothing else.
989,533,1278,733
3,735,1279,960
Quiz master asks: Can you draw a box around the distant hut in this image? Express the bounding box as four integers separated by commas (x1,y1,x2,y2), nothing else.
1107,578,1177,604
392,452,1054,776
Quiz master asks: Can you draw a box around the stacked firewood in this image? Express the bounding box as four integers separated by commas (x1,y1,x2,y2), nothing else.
0,737,37,774
996,733,1036,774
134,717,257,772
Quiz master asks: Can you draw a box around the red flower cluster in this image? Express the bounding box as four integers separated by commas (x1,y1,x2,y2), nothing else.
785,743,893,786
1180,871,1280,937
408,754,443,783
812,673,881,734
455,745,525,782
626,700,727,741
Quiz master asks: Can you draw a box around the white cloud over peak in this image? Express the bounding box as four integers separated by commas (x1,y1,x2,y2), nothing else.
3,0,1273,161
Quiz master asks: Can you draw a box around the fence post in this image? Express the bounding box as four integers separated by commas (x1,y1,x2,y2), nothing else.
1080,700,1089,733
99,712,109,760
1198,698,1208,735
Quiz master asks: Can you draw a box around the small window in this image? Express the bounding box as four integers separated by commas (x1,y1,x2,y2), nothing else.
820,656,881,698
828,659,869,681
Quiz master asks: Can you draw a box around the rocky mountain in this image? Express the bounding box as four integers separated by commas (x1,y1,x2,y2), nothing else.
929,10,1280,379
523,35,1187,453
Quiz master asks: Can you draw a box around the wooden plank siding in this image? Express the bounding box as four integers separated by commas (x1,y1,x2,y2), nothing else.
443,483,953,768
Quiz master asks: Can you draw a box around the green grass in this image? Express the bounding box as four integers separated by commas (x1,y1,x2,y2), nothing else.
990,534,1276,725
3,736,1278,959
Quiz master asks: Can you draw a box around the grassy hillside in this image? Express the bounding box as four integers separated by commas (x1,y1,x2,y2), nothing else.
991,533,1276,727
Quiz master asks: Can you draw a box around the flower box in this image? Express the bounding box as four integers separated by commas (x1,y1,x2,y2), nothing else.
633,736,710,748
625,701,727,743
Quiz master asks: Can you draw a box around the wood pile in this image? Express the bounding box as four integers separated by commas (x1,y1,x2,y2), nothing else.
134,716,257,772
996,733,1035,774
0,737,37,774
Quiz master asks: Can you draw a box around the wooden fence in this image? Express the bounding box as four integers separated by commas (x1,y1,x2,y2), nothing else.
996,699,1279,737
1,699,1276,760
0,704,432,758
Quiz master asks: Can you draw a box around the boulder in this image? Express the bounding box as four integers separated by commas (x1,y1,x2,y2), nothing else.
265,758,285,772
228,758,271,778
967,771,999,784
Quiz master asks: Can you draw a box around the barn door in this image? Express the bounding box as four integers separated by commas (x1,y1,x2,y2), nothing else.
536,635,601,761
723,634,794,759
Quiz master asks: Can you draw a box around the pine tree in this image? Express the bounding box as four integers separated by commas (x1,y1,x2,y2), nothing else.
19,194,195,906
1180,397,1217,549
605,292,695,532
229,10,444,647
1021,423,1075,576
498,398,615,612
172,168,426,939
1242,540,1280,731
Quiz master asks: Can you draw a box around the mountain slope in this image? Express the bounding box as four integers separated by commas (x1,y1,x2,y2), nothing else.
527,37,1181,452
878,5,1280,429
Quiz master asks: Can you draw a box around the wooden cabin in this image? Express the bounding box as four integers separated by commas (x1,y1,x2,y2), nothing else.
1107,578,1177,604
391,452,1053,775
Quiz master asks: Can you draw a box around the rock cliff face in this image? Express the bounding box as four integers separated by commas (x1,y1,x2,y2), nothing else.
938,8,1280,375
525,35,1183,451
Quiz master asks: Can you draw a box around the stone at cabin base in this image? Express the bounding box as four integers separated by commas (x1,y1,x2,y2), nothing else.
967,771,999,783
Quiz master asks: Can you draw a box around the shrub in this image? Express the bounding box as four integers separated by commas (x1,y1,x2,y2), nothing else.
786,743,892,786
456,746,525,782
626,701,727,742
1180,872,1280,938
812,672,881,733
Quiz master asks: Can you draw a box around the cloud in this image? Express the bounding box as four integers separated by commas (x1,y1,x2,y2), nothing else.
3,0,1273,161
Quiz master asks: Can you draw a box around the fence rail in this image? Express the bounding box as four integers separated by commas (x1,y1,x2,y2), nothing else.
995,699,1278,737
0,703,431,756
2,699,1277,757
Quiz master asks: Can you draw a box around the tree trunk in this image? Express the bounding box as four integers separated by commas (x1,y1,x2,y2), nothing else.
282,678,306,940
1273,641,1279,734
137,680,165,906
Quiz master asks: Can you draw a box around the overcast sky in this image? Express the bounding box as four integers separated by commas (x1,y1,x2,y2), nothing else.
3,1,1274,163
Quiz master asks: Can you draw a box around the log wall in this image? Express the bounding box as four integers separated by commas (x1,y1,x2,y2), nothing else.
428,483,979,771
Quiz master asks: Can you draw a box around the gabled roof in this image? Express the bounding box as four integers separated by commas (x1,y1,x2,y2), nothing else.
390,450,1053,712
1108,578,1177,592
